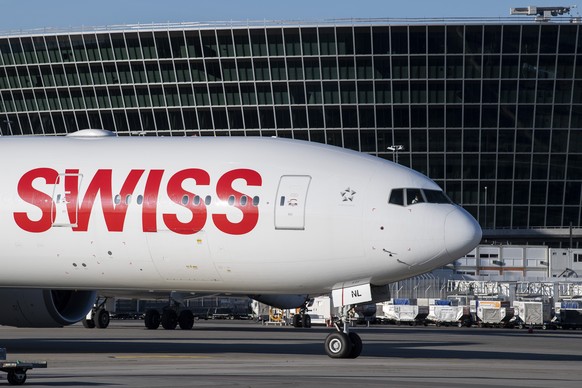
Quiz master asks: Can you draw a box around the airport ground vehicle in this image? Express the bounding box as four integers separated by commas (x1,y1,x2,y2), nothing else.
0,348,46,386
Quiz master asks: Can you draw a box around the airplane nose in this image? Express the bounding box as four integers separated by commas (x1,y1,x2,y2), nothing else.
444,208,482,260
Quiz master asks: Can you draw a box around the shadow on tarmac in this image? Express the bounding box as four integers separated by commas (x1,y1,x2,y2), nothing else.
2,326,582,362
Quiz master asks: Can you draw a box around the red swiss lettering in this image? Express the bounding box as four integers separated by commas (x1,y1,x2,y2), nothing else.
163,168,210,235
142,170,164,232
68,169,144,232
13,167,262,235
14,168,58,233
213,169,262,235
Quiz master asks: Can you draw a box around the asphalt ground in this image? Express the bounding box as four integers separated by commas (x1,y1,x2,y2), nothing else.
1,320,582,387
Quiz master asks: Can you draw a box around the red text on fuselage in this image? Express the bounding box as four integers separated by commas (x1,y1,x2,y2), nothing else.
13,168,262,235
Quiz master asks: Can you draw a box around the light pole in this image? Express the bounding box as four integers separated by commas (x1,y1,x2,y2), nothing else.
484,186,488,229
388,145,404,164
1,119,13,136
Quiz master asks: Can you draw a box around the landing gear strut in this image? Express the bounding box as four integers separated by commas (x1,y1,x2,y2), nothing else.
324,305,362,358
82,298,110,329
292,302,312,328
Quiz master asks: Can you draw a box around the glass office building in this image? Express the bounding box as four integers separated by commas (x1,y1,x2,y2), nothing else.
0,19,581,245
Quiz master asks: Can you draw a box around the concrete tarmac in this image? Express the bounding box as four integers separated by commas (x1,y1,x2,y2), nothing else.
1,320,582,387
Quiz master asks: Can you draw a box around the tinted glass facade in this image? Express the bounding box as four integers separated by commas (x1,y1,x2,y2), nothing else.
0,22,581,242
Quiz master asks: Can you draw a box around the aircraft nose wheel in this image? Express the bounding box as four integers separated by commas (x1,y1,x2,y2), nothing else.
325,331,362,358
325,332,352,358
347,332,363,358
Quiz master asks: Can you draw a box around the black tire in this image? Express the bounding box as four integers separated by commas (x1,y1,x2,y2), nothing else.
178,310,195,330
95,308,110,329
302,314,312,329
348,332,363,358
82,317,95,328
324,332,352,358
161,309,178,330
7,370,27,385
293,314,302,328
144,309,161,330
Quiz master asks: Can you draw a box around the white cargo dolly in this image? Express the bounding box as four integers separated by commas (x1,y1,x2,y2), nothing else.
0,348,47,385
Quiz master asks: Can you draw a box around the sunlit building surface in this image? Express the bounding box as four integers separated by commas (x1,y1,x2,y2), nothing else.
0,18,581,245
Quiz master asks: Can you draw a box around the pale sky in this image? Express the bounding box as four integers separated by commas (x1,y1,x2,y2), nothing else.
0,0,579,32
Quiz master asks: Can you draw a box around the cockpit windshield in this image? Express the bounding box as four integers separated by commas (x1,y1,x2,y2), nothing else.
388,188,452,206
423,189,453,204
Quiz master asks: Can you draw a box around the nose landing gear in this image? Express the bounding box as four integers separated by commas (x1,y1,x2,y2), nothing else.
324,306,362,358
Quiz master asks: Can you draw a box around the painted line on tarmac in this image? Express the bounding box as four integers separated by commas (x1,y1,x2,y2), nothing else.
111,355,212,359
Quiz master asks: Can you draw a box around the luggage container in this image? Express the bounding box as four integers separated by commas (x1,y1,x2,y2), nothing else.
426,305,468,327
378,299,428,325
427,301,468,327
474,300,514,327
512,301,554,329
557,300,582,329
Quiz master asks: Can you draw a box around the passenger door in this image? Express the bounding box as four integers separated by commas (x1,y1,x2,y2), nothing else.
51,172,81,227
274,175,311,230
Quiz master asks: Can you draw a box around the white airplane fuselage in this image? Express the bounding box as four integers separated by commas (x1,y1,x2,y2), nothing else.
0,135,481,295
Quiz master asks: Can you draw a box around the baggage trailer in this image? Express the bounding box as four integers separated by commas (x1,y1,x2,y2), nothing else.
512,301,554,329
557,300,582,330
559,309,582,329
0,348,47,385
378,299,429,326
474,300,514,328
427,301,470,327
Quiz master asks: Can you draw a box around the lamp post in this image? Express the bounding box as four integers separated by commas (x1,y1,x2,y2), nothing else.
388,145,404,164
1,119,13,136
484,186,488,229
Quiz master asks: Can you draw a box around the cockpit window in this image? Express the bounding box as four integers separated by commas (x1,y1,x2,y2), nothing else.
406,188,424,205
388,188,404,206
423,189,453,204
389,188,453,207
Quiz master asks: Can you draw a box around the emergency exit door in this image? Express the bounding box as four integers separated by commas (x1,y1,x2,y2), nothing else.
275,175,311,230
